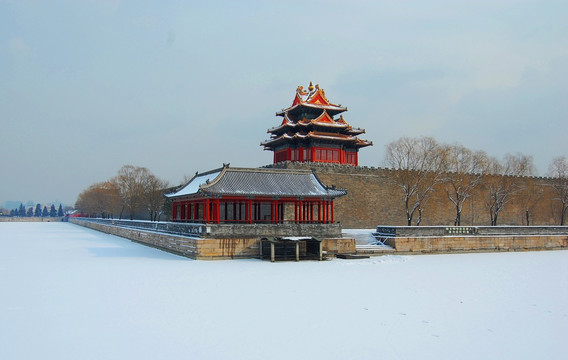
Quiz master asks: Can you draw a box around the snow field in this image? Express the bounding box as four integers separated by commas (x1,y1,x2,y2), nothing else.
1,222,567,360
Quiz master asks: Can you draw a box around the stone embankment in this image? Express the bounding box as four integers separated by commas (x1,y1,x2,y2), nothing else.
374,225,568,253
70,219,566,259
70,218,355,260
0,217,63,222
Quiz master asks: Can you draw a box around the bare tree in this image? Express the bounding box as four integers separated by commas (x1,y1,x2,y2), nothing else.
385,136,447,226
114,165,153,220
144,174,169,222
443,145,488,226
76,165,167,221
75,181,121,218
547,156,568,225
484,153,535,226
517,177,542,225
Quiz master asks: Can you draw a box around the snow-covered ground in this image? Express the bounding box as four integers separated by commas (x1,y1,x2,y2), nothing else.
1,222,567,360
342,228,378,245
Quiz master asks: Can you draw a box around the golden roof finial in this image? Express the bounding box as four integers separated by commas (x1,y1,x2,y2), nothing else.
308,81,314,92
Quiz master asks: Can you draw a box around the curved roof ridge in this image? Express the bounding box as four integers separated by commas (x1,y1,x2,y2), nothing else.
227,166,313,175
166,166,225,198
311,110,334,123
200,164,230,189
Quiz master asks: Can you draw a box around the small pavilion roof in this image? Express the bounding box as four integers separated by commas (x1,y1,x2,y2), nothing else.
268,112,354,133
276,83,347,117
261,131,373,149
166,165,346,199
166,168,223,198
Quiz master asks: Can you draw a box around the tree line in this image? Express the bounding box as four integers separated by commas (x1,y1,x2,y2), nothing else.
75,165,169,221
74,142,568,226
384,137,568,226
6,203,65,218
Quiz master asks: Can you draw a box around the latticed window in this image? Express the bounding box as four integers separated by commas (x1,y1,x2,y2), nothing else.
346,152,357,165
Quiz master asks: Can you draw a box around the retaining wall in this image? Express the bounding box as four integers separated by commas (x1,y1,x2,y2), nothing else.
70,218,354,260
376,225,568,253
0,217,63,222
386,235,568,253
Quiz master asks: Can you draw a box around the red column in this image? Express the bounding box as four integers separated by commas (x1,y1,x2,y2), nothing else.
274,199,279,224
309,202,314,222
204,199,210,223
247,199,252,224
172,202,178,221
331,200,335,223
215,199,220,224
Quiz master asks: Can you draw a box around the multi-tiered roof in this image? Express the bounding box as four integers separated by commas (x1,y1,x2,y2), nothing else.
261,82,372,165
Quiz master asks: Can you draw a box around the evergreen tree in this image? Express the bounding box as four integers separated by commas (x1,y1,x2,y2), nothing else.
10,209,15,216
26,207,33,217
58,204,63,217
42,206,48,217
49,204,57,217
18,203,25,216
34,204,42,217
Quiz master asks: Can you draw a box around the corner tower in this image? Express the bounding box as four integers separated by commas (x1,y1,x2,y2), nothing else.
261,82,372,165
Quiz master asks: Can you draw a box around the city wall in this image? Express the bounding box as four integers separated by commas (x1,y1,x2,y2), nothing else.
270,162,561,229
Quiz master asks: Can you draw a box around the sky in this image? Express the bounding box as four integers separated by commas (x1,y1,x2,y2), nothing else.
1,0,567,207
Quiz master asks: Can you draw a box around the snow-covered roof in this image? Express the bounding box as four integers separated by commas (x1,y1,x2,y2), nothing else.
276,83,348,117
165,169,222,198
261,132,373,148
276,102,347,117
166,165,346,199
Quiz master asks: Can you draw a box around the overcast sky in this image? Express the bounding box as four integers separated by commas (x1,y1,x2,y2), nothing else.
1,0,567,207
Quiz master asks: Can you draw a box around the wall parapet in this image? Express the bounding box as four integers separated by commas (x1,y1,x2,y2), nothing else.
71,218,342,239
77,218,206,237
375,225,568,238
